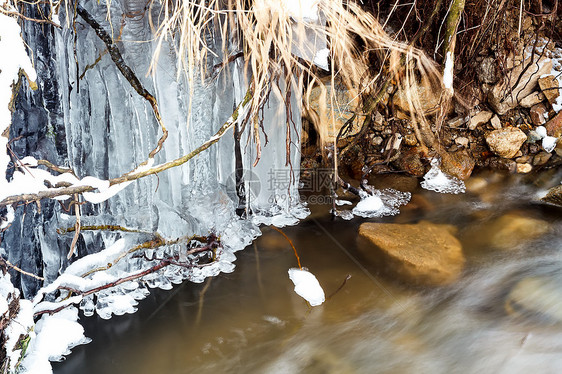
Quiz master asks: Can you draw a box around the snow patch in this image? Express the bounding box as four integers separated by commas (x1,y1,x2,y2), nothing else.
313,48,329,71
443,51,454,91
20,307,90,373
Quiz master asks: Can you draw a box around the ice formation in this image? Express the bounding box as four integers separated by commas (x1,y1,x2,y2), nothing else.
351,187,411,218
288,268,325,306
19,307,91,373
420,158,466,194
1,0,310,371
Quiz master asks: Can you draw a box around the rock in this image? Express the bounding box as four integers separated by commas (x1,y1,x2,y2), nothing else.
477,57,499,84
545,111,562,137
465,177,488,194
372,136,383,146
486,157,517,172
306,76,365,143
447,116,466,128
485,127,527,158
516,155,532,163
530,103,548,126
488,56,552,114
357,221,465,286
463,213,549,251
541,184,562,207
440,149,475,180
556,138,562,157
403,133,418,146
520,91,546,108
392,85,440,116
368,174,419,192
392,147,426,177
516,163,533,173
454,136,469,147
469,111,493,130
506,276,562,324
532,151,552,166
538,75,560,104
527,130,542,143
490,115,502,129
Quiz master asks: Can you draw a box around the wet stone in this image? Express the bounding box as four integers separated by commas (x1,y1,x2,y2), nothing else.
358,221,465,286
441,149,475,180
506,276,562,324
532,151,552,166
486,157,517,172
463,213,550,251
393,147,426,177
541,184,562,207
516,163,533,173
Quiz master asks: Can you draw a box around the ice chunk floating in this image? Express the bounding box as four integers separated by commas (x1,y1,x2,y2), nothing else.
288,268,325,306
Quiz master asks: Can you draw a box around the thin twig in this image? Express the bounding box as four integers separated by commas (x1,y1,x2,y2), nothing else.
0,257,44,281
271,226,302,269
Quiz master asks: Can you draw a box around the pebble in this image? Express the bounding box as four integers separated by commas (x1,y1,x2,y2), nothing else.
516,163,533,173
454,136,469,147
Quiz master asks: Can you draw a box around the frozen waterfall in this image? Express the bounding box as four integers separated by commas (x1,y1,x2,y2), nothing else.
1,1,308,370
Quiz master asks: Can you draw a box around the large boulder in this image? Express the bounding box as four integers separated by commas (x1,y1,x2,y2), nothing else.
357,221,465,286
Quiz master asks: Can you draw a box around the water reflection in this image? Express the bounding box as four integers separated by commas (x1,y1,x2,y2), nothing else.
54,172,562,374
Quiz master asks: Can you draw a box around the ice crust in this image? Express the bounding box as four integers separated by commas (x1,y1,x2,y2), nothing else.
351,187,411,218
421,159,466,194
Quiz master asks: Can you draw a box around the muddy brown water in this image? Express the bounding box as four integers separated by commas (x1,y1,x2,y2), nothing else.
53,171,562,374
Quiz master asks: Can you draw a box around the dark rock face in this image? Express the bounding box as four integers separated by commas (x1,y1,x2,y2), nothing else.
2,6,68,299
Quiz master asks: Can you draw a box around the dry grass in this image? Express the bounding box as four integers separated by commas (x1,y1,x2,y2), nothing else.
5,0,447,157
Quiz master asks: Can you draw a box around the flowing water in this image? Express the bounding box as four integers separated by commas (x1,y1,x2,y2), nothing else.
52,171,562,374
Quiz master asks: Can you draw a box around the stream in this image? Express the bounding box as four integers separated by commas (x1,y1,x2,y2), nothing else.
52,171,562,374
